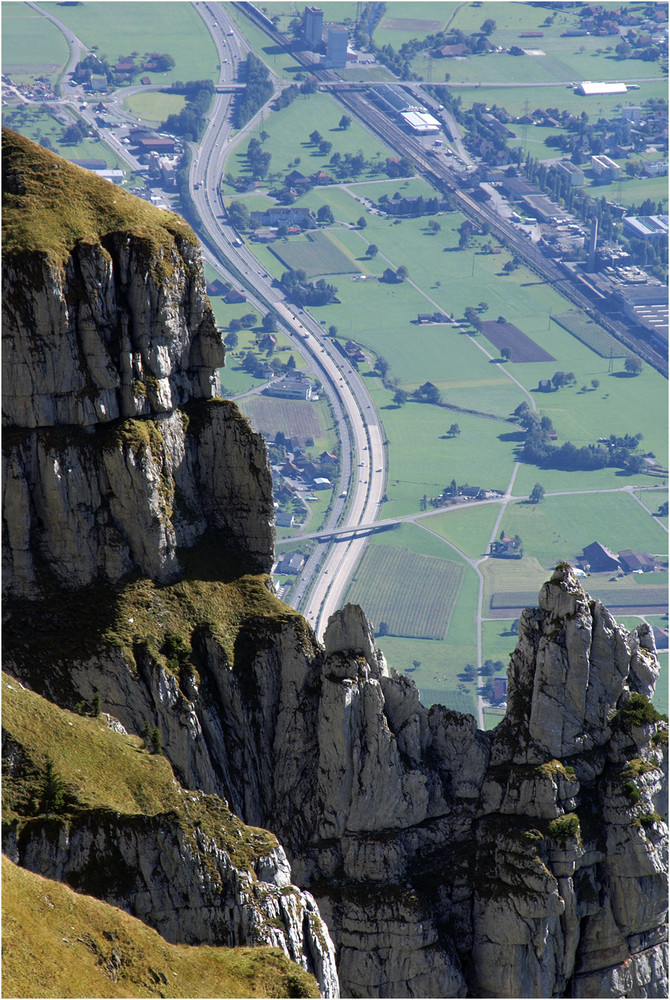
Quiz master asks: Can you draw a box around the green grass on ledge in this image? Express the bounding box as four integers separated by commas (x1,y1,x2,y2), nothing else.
2,128,195,273
2,857,318,999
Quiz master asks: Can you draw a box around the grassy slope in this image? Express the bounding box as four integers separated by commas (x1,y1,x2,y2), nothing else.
1,672,319,997
2,858,317,999
3,129,194,269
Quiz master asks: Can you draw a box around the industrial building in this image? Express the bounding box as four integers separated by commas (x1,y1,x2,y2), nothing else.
327,24,348,67
303,6,323,47
401,111,441,134
622,215,669,241
577,81,628,96
373,84,424,116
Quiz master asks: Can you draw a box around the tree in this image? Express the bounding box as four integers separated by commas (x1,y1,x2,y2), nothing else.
357,216,367,229
40,756,66,814
141,721,152,749
624,356,643,375
224,331,238,348
591,379,600,390
481,18,496,35
150,726,162,755
261,311,277,332
228,318,243,333
464,307,481,330
328,325,338,337
317,204,334,224
393,388,408,406
427,220,441,234
366,244,378,258
309,129,323,145
240,313,258,328
339,114,352,130
92,692,102,717
374,356,390,379
448,423,461,437
228,200,250,230
395,265,408,281
500,347,512,362
478,301,489,313
530,483,545,503
287,354,296,369
318,139,332,156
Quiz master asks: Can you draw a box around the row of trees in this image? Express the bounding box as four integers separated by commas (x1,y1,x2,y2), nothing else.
234,53,273,129
160,80,214,142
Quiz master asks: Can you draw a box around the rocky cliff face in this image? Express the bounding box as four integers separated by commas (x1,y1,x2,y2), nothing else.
2,129,274,598
3,131,667,999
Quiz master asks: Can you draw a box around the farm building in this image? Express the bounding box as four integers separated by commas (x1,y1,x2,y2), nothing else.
435,43,467,57
276,553,306,575
580,541,620,573
250,206,314,227
275,512,295,527
577,81,628,96
313,478,332,490
618,550,657,573
493,675,508,701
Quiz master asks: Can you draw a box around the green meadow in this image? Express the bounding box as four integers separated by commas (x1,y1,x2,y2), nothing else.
40,1,219,85
2,3,68,83
122,91,186,124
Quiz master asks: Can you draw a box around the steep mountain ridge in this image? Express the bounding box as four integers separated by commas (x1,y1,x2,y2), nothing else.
2,130,667,999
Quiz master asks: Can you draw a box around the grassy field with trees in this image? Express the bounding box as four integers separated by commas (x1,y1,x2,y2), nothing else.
40,1,219,86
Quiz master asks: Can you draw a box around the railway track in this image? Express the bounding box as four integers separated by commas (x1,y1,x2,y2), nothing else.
234,3,664,375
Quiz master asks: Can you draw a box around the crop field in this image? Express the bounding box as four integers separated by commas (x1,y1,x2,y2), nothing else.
40,1,219,86
552,312,628,358
269,230,362,278
479,320,556,363
491,586,667,614
2,4,68,83
237,396,325,445
346,545,466,640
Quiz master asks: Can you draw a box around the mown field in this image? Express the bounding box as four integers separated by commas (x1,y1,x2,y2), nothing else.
346,545,466,640
122,91,187,124
40,1,219,86
2,4,68,83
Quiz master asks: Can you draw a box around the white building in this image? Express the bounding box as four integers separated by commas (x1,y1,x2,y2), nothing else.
577,81,628,96
591,154,621,179
556,160,585,186
401,111,441,134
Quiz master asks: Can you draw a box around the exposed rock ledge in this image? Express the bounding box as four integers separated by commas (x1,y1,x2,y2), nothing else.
6,569,667,998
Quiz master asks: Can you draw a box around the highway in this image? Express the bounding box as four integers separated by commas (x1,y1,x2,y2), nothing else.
189,3,388,634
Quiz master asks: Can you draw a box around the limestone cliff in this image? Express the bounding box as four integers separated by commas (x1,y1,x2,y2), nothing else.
3,131,667,999
2,128,274,597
